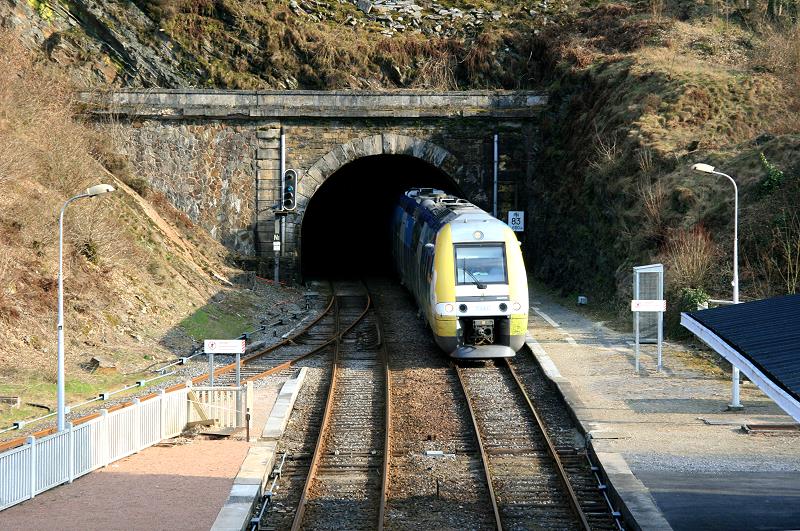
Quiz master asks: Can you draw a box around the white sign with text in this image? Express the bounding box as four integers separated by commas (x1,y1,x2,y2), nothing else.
204,339,246,354
508,210,525,232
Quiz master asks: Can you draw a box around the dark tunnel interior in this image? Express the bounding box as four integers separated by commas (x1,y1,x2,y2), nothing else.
301,154,460,279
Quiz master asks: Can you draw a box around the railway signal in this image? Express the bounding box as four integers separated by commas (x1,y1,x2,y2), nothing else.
283,168,298,210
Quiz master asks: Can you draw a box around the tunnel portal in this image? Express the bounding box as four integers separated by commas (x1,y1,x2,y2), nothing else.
300,155,460,278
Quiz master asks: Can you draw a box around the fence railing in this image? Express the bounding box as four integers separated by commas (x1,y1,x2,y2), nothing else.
0,383,251,512
189,386,252,429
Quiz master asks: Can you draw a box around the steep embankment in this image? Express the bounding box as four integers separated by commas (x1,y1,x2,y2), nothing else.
527,4,800,331
0,36,287,423
2,0,569,89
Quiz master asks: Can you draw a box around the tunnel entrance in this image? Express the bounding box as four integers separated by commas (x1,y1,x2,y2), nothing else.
300,154,460,279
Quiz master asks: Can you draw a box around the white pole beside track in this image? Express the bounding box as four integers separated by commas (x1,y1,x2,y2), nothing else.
493,133,499,218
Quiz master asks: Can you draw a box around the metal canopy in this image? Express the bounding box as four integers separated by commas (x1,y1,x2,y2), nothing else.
681,294,800,422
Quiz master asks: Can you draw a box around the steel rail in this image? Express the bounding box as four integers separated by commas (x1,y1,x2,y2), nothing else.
194,294,337,385
453,364,504,531
290,286,377,531
375,298,391,531
290,297,342,531
0,292,338,453
502,357,591,531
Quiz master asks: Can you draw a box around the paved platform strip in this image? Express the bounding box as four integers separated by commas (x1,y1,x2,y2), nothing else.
526,336,673,531
211,368,307,531
527,288,800,531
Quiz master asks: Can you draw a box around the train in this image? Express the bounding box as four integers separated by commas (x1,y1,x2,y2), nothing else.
391,188,529,358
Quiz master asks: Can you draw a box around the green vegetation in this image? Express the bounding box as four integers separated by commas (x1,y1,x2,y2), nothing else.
0,370,148,426
759,152,785,195
179,303,251,340
28,0,54,21
524,2,800,333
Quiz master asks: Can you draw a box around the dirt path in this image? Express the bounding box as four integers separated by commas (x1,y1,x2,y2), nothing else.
0,439,249,531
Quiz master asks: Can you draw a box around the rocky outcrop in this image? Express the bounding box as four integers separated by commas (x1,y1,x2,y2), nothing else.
289,0,554,37
0,0,203,87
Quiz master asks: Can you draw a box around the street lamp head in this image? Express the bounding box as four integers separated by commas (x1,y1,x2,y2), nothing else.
85,184,115,196
691,163,716,174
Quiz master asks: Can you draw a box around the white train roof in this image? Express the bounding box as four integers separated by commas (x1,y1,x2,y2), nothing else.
404,188,511,242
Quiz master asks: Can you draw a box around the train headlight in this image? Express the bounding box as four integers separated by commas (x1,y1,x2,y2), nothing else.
445,303,454,313
472,230,484,240
499,303,508,312
459,304,468,313
513,302,522,311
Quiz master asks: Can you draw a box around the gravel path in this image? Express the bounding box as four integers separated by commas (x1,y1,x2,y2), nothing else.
0,439,250,531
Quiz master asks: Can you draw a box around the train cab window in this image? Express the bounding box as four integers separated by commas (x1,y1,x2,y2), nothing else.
455,244,507,285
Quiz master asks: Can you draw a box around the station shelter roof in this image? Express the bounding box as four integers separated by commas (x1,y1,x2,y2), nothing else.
681,294,800,422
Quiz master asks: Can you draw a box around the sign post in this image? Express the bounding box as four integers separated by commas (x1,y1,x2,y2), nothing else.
204,339,246,386
507,210,525,232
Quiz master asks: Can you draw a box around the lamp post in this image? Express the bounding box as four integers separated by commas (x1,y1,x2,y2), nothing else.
691,163,742,410
57,184,115,431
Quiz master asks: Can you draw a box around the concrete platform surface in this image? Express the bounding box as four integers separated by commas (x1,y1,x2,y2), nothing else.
212,368,307,531
528,287,800,531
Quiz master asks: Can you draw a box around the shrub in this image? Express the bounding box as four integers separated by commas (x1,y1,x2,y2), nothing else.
758,152,785,195
664,226,718,290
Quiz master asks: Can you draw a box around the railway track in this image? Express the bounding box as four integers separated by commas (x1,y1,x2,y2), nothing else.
207,286,337,387
370,277,497,529
291,283,388,530
256,281,386,530
510,349,622,530
455,358,592,530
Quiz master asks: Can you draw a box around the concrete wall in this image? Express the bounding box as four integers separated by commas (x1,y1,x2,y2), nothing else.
89,90,544,277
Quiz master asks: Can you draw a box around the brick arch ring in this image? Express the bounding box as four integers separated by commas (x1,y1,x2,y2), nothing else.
299,133,461,203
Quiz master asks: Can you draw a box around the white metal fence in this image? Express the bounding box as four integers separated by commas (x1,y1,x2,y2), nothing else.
189,386,250,429
0,384,250,512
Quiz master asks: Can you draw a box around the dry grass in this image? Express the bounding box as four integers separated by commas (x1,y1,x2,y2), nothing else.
663,226,719,290
0,29,247,385
637,177,667,238
754,25,800,99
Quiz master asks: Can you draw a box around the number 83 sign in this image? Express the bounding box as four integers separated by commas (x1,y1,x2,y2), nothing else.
507,210,525,232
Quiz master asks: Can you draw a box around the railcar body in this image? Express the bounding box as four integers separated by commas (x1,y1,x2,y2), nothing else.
392,188,529,358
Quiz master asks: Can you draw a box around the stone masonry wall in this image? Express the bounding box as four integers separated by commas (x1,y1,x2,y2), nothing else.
93,90,545,278
119,120,257,254
271,118,534,260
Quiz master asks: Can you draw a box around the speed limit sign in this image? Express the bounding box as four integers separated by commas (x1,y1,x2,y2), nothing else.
508,211,524,232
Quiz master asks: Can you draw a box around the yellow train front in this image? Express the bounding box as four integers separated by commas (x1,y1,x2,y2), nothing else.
392,188,529,358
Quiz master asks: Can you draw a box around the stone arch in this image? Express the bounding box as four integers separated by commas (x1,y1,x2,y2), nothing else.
298,133,461,205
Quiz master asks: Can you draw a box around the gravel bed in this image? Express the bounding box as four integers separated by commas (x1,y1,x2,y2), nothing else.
262,353,334,529
368,277,496,530
511,350,618,529
458,361,579,530
302,299,386,530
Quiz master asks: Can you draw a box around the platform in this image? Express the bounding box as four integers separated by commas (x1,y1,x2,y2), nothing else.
527,287,800,530
682,293,800,422
0,385,283,531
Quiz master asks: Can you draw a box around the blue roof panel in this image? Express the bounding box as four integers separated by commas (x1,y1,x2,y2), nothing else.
687,294,800,402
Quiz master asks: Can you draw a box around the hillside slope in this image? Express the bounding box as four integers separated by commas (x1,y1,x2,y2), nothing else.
4,0,799,333
2,0,565,89
527,4,800,330
0,37,292,422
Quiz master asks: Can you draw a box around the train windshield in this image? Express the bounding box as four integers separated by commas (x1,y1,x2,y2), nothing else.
454,244,507,285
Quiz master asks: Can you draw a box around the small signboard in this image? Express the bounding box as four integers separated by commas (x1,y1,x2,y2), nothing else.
631,300,666,312
508,210,525,232
204,339,245,354
273,241,281,251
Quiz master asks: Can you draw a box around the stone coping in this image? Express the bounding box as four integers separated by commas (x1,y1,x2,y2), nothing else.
79,89,547,119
